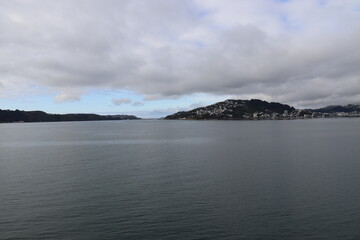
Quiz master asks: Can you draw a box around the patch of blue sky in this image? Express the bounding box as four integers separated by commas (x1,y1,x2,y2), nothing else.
195,9,212,18
318,0,326,6
104,93,229,118
277,0,327,6
1,88,233,118
277,12,302,32
355,5,360,12
191,40,204,47
278,13,289,24
86,89,144,110
1,94,57,113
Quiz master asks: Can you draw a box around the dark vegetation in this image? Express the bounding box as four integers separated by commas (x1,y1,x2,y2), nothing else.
311,104,360,113
165,99,295,120
165,99,360,120
0,109,139,123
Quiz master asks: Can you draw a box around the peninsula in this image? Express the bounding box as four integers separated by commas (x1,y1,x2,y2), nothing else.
164,99,360,120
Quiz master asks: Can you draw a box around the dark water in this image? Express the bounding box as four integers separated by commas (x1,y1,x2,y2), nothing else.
1,119,359,240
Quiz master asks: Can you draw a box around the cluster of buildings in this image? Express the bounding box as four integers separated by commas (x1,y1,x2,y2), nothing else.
165,99,360,120
246,110,360,120
176,107,360,120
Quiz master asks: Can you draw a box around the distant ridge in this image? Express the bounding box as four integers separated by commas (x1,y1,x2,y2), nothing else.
0,109,140,123
164,99,360,120
311,104,360,113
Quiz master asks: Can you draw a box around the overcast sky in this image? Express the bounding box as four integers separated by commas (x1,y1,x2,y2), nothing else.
1,0,360,117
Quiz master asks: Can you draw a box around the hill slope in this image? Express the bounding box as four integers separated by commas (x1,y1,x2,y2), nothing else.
311,104,360,113
164,99,360,120
165,99,295,120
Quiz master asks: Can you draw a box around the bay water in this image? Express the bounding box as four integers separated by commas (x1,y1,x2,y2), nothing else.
1,119,359,239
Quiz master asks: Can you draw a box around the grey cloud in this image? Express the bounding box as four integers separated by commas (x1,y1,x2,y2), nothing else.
131,101,144,107
54,87,86,102
112,98,132,105
0,0,359,107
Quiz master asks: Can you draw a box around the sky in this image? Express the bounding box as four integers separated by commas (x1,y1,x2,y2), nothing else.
1,0,360,118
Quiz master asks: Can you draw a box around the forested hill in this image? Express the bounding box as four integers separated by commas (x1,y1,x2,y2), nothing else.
311,104,360,113
165,99,295,120
0,109,140,123
164,99,360,120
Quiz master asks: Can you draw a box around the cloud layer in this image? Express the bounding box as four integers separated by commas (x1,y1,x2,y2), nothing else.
1,0,360,107
112,98,132,106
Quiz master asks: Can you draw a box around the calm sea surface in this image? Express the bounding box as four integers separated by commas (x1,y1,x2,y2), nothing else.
1,119,359,240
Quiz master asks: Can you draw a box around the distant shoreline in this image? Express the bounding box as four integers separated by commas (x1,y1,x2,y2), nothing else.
164,99,360,120
162,116,360,121
0,109,140,123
